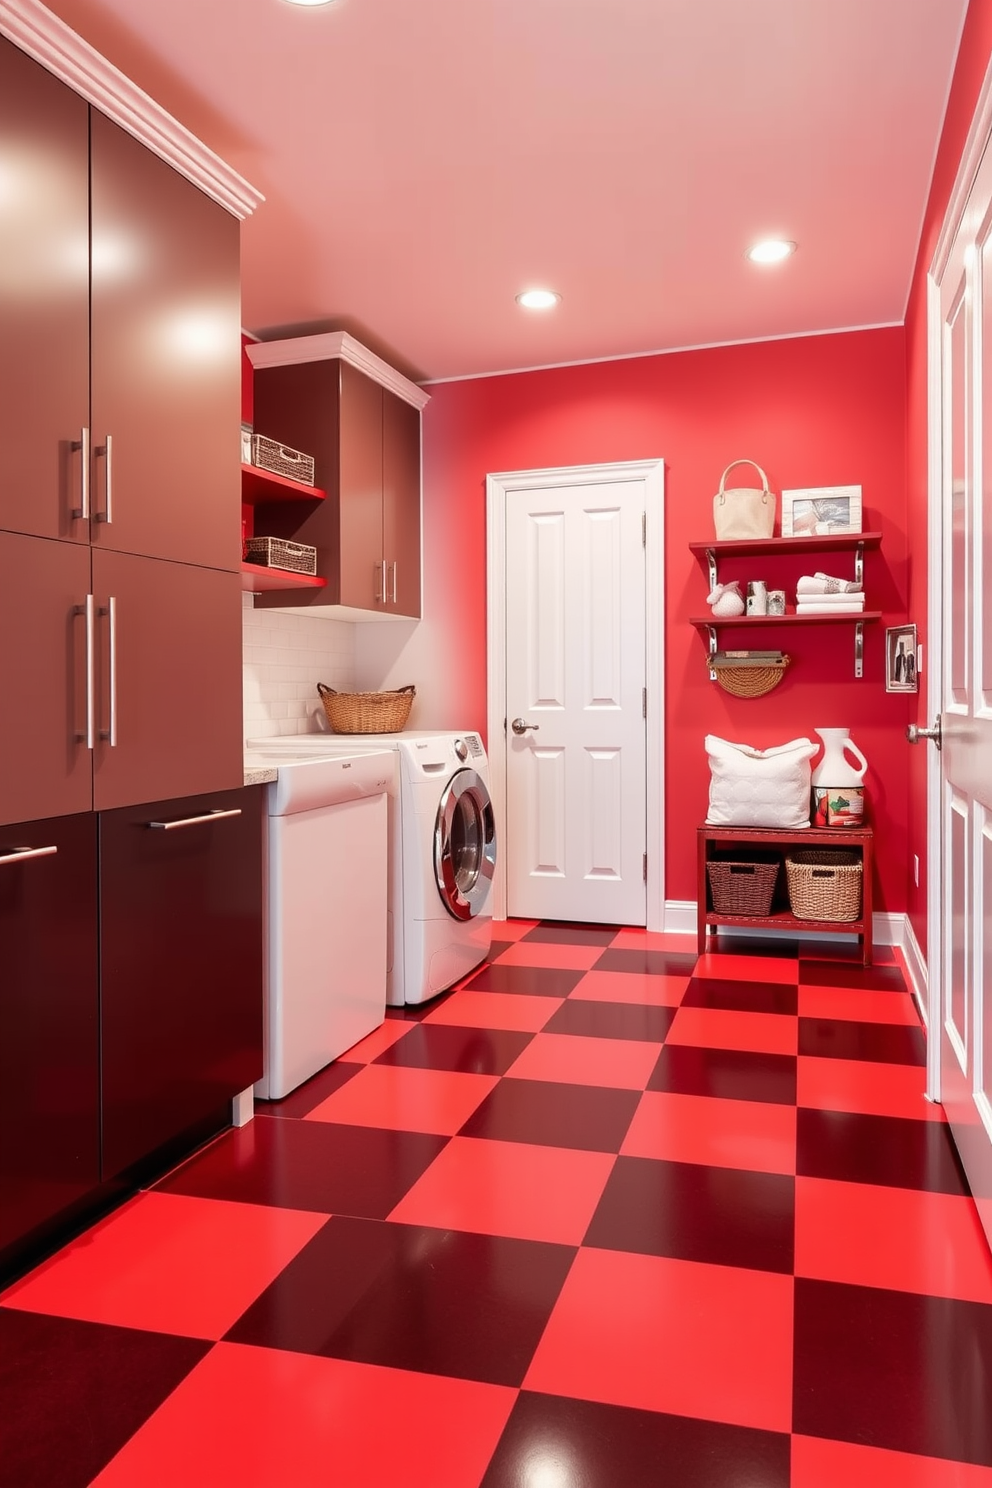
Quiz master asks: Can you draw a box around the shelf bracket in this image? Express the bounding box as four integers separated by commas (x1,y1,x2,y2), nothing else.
705,547,718,593
707,624,718,680
854,620,864,678
854,541,864,588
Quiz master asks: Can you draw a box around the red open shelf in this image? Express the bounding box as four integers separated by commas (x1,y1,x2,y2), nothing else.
241,463,326,505
690,611,881,629
240,563,328,593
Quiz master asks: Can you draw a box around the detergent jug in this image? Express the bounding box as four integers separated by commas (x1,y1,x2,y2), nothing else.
811,728,868,827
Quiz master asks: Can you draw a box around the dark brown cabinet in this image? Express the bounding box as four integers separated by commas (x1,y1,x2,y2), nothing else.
250,344,424,617
101,787,263,1180
0,813,99,1255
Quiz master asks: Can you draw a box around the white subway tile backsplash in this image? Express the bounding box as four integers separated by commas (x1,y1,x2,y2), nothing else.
242,605,356,741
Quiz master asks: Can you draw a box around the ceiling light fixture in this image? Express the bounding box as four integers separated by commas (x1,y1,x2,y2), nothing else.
516,289,561,310
282,0,337,7
746,239,797,265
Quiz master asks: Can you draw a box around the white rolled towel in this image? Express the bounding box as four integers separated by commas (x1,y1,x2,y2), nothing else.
796,573,863,595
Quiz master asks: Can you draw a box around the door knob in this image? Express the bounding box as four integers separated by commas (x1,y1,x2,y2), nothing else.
907,720,941,750
511,717,539,735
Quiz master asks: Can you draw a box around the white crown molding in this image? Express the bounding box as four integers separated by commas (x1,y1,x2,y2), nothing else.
0,0,263,220
247,332,430,410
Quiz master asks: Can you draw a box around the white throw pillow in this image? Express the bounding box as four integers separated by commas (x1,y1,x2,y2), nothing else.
705,735,817,829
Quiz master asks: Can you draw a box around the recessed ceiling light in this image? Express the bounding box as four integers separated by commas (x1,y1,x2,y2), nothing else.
746,239,797,265
282,0,336,7
516,289,561,310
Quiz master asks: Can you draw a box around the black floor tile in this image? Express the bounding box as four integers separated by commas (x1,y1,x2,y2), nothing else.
157,1115,447,1217
372,1021,536,1074
793,1278,992,1465
487,939,514,960
480,1390,791,1488
796,1108,971,1195
710,934,804,958
584,1155,795,1273
542,998,677,1043
799,960,908,992
682,978,798,1016
464,964,587,998
521,921,620,946
459,1078,639,1152
595,947,699,977
648,1044,797,1106
798,1016,925,1066
0,1308,208,1488
257,1060,362,1118
226,1215,574,1388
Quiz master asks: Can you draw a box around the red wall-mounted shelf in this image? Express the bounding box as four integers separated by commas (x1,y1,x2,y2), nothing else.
240,563,328,594
241,464,326,505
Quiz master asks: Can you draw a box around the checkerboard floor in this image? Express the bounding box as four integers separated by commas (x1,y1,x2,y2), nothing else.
3,922,992,1487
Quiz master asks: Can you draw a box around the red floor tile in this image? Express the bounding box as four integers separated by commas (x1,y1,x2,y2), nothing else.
693,951,800,984
797,1054,944,1121
795,1176,992,1302
422,989,561,1032
524,1247,793,1432
1,1192,325,1340
608,929,699,953
491,919,540,942
303,1064,499,1135
665,1005,798,1056
493,940,603,971
620,1090,796,1175
569,968,689,1006
504,1032,662,1089
791,1433,992,1487
90,1342,517,1488
389,1135,615,1244
798,984,923,1025
340,1018,414,1063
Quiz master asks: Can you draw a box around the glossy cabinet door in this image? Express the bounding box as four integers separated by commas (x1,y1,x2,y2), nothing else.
0,39,90,544
89,110,242,573
0,813,99,1255
338,362,386,610
0,532,94,827
100,787,263,1180
90,550,243,813
382,389,422,617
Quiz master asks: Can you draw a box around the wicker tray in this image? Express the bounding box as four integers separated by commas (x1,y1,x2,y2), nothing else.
785,848,862,921
252,434,315,486
244,536,317,575
711,656,790,697
317,682,415,734
706,852,781,915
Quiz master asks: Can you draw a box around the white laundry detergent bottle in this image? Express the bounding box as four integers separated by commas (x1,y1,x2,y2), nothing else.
811,727,868,827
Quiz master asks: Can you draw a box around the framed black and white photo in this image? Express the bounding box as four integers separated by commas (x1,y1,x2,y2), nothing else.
781,484,863,537
886,624,919,693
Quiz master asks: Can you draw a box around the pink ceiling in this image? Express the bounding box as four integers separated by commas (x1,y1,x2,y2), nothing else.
46,0,968,383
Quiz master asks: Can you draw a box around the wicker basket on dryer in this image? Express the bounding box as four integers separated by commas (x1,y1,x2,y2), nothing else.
316,682,415,734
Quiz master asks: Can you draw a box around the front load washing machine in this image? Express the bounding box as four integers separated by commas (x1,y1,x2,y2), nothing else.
246,730,496,1004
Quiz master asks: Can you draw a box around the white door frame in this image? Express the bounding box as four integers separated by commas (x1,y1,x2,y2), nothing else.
924,49,992,1102
486,459,666,930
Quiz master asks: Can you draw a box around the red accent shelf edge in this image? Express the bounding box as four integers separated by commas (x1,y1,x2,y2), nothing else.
690,612,881,629
240,563,328,593
688,531,882,562
241,464,326,505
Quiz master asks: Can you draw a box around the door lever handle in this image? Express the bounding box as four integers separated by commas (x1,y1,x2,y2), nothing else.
511,717,539,735
907,720,941,750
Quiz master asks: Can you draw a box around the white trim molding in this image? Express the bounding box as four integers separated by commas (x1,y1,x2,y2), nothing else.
0,0,263,219
486,459,666,931
247,332,430,411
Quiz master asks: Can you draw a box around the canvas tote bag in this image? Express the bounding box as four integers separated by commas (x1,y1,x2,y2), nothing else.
713,459,776,540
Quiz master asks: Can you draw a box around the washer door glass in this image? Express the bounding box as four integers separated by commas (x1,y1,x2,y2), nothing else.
433,768,497,921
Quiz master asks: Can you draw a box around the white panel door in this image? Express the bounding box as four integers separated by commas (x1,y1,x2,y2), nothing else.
932,146,992,1250
504,480,646,924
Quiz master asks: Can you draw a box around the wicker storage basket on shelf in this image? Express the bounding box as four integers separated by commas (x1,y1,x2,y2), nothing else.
785,848,862,921
706,853,781,916
710,655,790,698
316,682,415,734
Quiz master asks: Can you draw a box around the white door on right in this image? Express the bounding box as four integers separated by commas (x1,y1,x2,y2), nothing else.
933,139,992,1250
504,478,647,925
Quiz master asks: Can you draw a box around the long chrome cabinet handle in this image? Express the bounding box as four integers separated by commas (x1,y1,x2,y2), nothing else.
99,596,117,746
390,561,397,603
72,427,90,520
95,433,113,523
147,808,243,831
73,594,96,749
0,845,59,865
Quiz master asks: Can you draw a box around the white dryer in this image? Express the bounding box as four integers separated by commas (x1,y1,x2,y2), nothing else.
246,730,496,1005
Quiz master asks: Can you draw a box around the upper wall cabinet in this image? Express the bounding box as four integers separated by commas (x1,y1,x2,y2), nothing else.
248,333,429,620
0,38,243,572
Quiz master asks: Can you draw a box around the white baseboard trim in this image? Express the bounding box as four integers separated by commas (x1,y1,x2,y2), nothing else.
899,916,930,1027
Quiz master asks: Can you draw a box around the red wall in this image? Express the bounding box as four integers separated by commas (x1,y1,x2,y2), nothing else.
422,327,910,907
904,0,992,950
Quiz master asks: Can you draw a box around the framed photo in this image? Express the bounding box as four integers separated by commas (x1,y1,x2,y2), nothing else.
886,624,919,693
781,484,863,537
